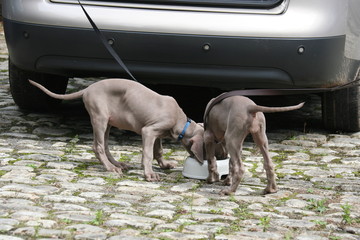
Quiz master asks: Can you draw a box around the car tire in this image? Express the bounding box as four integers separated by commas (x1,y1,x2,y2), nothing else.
322,85,360,131
9,59,69,111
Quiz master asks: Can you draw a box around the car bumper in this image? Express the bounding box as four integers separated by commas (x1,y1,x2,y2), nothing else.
4,18,350,89
3,0,347,38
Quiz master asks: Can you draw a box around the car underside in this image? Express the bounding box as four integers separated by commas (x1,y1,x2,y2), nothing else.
2,0,360,131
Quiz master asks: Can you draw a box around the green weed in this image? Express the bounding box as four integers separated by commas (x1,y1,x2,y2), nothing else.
306,199,328,214
234,205,254,220
89,210,104,226
0,170,7,177
311,219,327,229
26,164,38,169
341,203,352,224
258,216,271,232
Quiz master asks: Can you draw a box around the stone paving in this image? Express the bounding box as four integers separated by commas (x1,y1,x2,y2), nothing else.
0,25,360,240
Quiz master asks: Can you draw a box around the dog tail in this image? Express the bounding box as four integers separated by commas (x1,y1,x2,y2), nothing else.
248,102,305,113
29,80,84,100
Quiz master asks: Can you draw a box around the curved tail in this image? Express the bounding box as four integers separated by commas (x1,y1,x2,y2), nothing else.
29,80,84,100
248,102,305,113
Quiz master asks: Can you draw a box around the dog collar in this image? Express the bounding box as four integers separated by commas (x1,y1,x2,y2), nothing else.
178,118,192,141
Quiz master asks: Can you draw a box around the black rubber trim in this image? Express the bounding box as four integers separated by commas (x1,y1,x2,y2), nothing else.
4,19,348,89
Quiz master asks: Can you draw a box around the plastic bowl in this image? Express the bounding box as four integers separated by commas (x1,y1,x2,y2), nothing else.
182,157,229,180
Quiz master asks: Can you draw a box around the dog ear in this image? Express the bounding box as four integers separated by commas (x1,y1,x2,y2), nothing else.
190,135,204,164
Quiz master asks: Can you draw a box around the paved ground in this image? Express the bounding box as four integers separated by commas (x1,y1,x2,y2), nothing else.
0,24,360,240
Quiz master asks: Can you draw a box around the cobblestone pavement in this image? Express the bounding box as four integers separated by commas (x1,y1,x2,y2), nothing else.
0,25,360,240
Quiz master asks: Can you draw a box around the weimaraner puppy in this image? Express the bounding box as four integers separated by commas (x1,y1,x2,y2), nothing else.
29,79,204,181
204,95,304,195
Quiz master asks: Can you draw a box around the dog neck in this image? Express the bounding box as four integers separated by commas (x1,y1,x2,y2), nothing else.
177,118,192,141
172,116,195,141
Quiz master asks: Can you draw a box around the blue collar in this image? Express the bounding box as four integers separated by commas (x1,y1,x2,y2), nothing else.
178,118,192,141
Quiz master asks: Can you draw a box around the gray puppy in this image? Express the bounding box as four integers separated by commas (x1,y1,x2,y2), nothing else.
204,95,304,195
29,79,204,181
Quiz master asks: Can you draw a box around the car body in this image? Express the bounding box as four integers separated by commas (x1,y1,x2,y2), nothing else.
2,0,360,130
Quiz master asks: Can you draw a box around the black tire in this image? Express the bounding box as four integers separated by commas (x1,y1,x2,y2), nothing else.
322,85,360,131
9,59,69,111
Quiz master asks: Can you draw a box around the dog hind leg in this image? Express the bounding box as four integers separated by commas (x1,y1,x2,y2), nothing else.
251,116,277,194
153,138,176,169
104,125,129,170
90,115,123,174
221,131,247,195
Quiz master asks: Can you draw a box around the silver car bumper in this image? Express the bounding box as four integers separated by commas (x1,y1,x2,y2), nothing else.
3,0,357,89
3,0,347,38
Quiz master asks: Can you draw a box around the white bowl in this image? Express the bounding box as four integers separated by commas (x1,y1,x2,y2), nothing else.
182,157,229,180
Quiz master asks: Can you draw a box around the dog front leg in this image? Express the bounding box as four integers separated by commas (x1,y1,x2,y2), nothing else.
205,131,219,183
223,159,233,186
221,152,244,195
220,134,246,195
142,127,160,181
154,138,176,169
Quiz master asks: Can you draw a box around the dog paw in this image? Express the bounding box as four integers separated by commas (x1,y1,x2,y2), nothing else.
113,161,129,170
264,187,278,194
145,172,160,182
206,173,220,184
108,166,123,175
223,176,232,186
119,162,129,171
220,188,234,196
159,161,176,170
